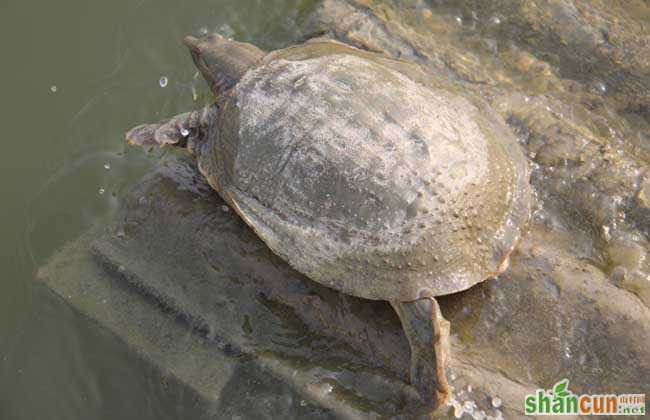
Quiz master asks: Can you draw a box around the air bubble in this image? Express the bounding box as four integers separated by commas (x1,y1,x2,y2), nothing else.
98,188,105,195
180,128,190,137
491,396,502,408
50,85,57,93
159,76,168,88
104,163,111,170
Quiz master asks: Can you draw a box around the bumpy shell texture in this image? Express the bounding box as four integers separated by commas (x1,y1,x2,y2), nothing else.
200,42,531,301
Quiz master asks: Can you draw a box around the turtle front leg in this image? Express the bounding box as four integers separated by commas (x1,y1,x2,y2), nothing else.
390,297,451,409
126,104,217,148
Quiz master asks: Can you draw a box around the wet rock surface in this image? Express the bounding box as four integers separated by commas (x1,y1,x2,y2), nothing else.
308,0,650,416
90,157,437,418
40,1,650,419
41,154,649,419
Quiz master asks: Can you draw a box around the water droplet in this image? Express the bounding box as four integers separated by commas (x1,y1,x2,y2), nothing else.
491,396,502,408
104,162,111,170
159,76,168,88
180,128,190,137
116,227,125,239
319,382,334,394
463,400,476,415
564,345,572,359
50,85,57,93
98,188,105,195
594,80,607,93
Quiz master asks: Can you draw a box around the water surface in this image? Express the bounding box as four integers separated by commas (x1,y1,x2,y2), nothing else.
0,1,315,418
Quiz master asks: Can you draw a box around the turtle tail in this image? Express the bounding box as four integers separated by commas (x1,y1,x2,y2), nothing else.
125,104,217,157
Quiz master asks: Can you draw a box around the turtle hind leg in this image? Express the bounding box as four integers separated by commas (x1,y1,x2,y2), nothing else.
390,297,451,409
125,104,217,148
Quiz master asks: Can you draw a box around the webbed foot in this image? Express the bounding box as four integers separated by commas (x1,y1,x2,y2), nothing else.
126,113,190,147
125,105,217,148
391,297,450,409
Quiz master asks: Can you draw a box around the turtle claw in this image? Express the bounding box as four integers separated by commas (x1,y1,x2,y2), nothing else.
126,123,159,146
126,107,218,150
126,121,183,147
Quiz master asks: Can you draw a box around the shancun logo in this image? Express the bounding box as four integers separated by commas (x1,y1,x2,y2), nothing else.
524,379,645,416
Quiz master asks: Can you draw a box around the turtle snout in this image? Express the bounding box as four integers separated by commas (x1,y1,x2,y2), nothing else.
183,36,200,50
184,34,227,51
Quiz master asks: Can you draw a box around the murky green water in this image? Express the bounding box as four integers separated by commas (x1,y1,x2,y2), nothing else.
0,1,315,419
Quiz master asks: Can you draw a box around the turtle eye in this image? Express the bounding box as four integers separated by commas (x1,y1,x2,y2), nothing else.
205,33,225,44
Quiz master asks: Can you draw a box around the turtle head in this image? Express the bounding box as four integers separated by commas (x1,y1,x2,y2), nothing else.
184,34,265,98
